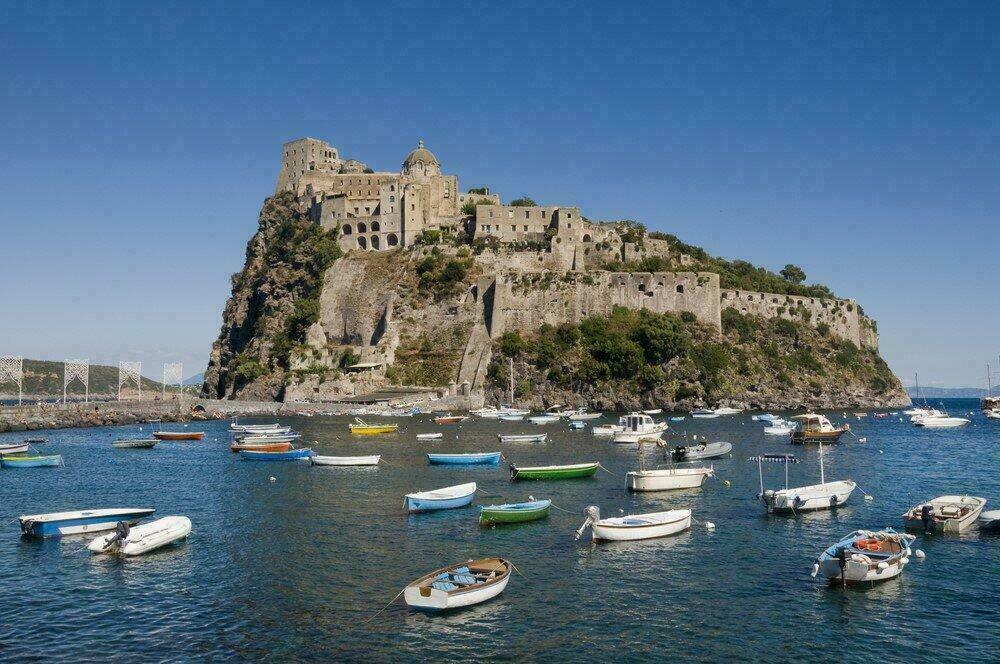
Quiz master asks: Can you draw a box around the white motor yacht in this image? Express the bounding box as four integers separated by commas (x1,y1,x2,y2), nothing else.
612,413,668,444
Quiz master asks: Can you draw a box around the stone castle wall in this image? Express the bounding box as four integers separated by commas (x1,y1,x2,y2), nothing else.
488,271,722,337
720,289,874,349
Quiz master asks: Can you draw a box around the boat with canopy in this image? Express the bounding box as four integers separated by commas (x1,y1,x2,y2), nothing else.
751,445,855,513
789,414,848,443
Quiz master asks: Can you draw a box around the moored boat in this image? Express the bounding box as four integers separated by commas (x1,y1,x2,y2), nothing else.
87,516,191,556
403,558,510,611
311,454,381,466
0,443,29,455
671,441,732,461
509,461,599,481
691,408,720,419
152,431,205,441
230,441,292,453
903,495,986,533
751,445,855,514
348,419,398,435
405,482,477,513
239,448,314,461
1,454,63,468
642,408,662,415
812,529,917,586
575,506,692,542
113,439,158,449
416,432,444,440
612,413,668,444
427,452,501,465
497,433,547,444
19,508,156,538
230,421,289,434
234,432,301,444
479,499,551,526
528,415,560,425
789,414,848,444
978,509,1000,532
626,466,714,492
434,414,468,424
567,409,602,421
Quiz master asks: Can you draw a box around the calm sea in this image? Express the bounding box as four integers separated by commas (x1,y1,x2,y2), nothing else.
0,399,996,662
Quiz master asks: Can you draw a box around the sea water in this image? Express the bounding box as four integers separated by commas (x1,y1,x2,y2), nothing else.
0,399,996,661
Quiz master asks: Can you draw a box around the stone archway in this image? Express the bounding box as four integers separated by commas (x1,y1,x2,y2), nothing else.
387,233,399,247
371,235,380,250
342,224,353,235
357,236,368,250
372,221,381,231
357,222,367,234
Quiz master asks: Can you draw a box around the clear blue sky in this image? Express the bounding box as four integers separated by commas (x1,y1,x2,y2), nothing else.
1,2,997,388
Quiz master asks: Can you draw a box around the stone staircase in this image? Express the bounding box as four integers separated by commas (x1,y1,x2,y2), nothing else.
457,322,492,398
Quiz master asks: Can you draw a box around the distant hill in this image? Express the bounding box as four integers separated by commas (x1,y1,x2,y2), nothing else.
907,386,991,398
183,372,205,386
1,359,174,397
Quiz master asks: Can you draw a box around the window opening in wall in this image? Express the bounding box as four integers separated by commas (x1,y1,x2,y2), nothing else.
676,284,684,293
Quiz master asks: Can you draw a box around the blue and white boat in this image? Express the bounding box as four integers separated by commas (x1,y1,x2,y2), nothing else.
752,413,782,423
669,416,686,422
427,452,501,466
18,508,156,538
239,448,314,461
1,454,63,468
405,482,477,513
568,421,586,430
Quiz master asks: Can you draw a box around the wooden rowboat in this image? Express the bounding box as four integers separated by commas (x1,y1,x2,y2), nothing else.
348,419,398,435
497,433,547,444
230,441,292,452
0,443,29,455
404,558,511,611
239,448,314,461
427,452,501,466
1,454,63,468
311,455,381,466
479,499,551,525
405,482,477,513
509,462,599,481
113,439,159,449
434,414,468,424
153,431,205,441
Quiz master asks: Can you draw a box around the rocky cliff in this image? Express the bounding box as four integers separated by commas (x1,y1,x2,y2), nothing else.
204,194,908,409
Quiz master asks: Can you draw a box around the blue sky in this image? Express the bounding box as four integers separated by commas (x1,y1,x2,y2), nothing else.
1,2,998,388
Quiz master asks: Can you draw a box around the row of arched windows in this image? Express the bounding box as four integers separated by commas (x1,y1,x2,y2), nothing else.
354,233,398,250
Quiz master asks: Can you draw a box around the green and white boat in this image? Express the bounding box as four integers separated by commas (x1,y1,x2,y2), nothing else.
509,462,599,481
479,499,552,525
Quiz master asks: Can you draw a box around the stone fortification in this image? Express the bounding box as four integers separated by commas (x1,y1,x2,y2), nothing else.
488,271,721,338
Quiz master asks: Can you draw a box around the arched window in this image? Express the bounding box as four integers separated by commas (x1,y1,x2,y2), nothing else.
371,235,380,250
676,284,685,293
357,222,367,234
371,221,380,231
342,224,353,235
389,195,395,202
387,233,399,246
357,236,367,250
583,234,592,242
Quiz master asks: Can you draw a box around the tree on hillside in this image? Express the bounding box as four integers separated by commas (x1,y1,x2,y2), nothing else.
780,264,806,284
509,196,537,207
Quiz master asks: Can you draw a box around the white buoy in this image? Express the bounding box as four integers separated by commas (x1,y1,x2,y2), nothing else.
269,476,276,483
705,521,716,530
810,563,819,577
915,549,926,559
865,494,874,501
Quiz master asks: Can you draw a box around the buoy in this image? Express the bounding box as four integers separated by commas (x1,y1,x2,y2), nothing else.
915,549,926,559
269,476,276,483
810,563,819,577
705,521,716,530
865,494,874,501
722,480,731,487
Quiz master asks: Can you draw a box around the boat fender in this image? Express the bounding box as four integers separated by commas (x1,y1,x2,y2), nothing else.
904,547,912,557
915,549,926,560
899,557,910,565
269,476,276,483
705,521,715,530
810,563,819,578
877,562,889,571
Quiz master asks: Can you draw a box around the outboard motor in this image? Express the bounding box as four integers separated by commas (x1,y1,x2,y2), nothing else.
104,520,131,552
921,504,933,532
575,506,601,540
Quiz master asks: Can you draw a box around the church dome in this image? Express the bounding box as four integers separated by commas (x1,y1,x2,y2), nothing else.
402,140,439,169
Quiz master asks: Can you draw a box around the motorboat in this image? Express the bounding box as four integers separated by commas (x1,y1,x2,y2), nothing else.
671,441,732,461
611,413,668,444
498,414,525,422
903,495,987,533
909,408,945,423
903,406,933,417
416,432,444,440
19,508,156,538
575,506,692,542
752,413,782,422
113,439,158,449
470,407,502,418
497,433,546,444
763,420,796,435
691,408,720,419
592,416,627,437
405,482,477,513
311,454,381,466
977,509,1000,532
404,558,510,611
914,413,970,428
568,421,586,430
642,408,662,415
626,466,714,491
713,407,742,415
811,529,917,586
984,409,1000,420
567,409,602,421
789,414,848,444
427,452,501,465
751,445,856,513
87,516,191,556
434,414,468,424
528,415,561,425
479,499,551,526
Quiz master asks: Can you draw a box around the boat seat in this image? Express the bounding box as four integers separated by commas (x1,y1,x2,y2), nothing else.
451,566,470,575
432,581,458,591
451,574,477,585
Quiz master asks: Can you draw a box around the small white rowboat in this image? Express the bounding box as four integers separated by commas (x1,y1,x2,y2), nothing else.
404,557,511,611
576,506,692,542
626,467,714,492
311,455,381,466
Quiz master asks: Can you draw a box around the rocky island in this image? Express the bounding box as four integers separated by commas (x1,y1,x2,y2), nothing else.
202,138,909,410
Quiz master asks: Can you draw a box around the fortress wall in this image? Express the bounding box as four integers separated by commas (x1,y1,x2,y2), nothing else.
859,317,879,351
489,271,721,337
720,289,865,347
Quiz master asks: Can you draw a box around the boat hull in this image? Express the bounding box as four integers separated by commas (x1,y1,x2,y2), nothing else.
239,449,314,461
592,510,692,542
903,495,986,533
152,432,204,441
479,500,551,525
113,439,158,449
626,468,712,492
1,455,63,468
509,463,599,481
406,492,475,513
0,444,29,455
230,442,292,452
19,508,156,538
762,481,856,513
349,425,398,435
671,442,732,461
88,516,191,556
791,430,846,444
427,452,501,465
311,455,381,466
497,434,547,443
404,558,510,611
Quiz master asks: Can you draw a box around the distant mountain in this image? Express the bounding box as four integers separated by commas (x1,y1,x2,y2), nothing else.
183,372,205,386
0,359,171,397
907,386,991,398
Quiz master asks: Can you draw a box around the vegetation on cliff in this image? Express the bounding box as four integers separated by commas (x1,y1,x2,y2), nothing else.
203,192,340,399
486,306,903,410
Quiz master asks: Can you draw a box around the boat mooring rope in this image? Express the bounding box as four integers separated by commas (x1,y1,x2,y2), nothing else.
364,587,406,624
597,463,620,478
